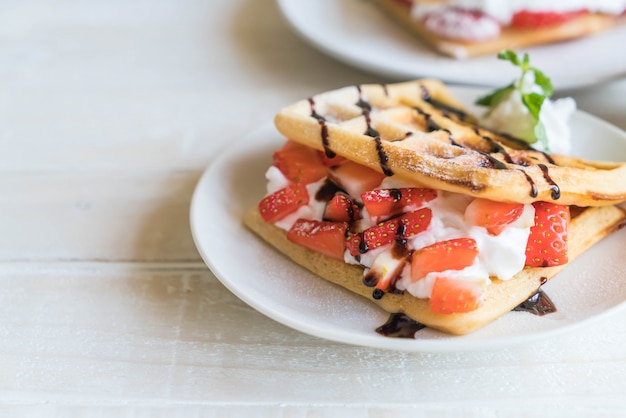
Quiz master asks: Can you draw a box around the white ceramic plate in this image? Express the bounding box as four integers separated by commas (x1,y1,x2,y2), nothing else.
276,0,626,90
190,87,626,352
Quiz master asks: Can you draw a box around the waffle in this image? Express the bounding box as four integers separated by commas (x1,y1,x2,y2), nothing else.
245,79,626,336
274,79,626,207
244,203,626,335
375,0,626,59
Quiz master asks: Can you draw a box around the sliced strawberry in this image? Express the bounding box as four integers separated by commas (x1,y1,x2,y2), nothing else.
287,219,349,260
464,198,525,235
323,194,361,222
317,150,346,167
328,161,386,199
510,9,587,29
362,187,437,219
272,140,328,184
525,202,569,267
258,184,309,223
359,208,432,253
346,232,366,257
410,238,478,281
430,277,484,314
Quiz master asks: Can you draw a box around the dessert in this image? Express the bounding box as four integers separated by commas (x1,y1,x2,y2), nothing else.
375,0,626,58
243,59,626,336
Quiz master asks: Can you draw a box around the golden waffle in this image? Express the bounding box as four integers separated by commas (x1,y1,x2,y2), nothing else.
374,0,625,59
274,79,626,207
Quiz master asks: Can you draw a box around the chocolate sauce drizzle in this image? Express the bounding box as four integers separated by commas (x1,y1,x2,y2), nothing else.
354,85,394,176
480,153,509,170
376,313,426,338
377,288,557,338
359,211,410,299
310,84,563,213
375,137,394,176
419,85,470,122
355,86,379,138
538,164,561,200
473,128,514,163
308,97,335,159
519,170,539,198
315,179,343,203
442,128,460,147
414,107,443,132
513,289,557,316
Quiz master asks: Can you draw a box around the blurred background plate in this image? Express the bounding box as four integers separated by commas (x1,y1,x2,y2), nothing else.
277,0,626,90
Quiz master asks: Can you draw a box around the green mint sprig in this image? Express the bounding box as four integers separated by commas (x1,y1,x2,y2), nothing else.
475,50,553,150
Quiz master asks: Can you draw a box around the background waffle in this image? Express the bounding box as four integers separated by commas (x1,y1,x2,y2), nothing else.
274,79,626,207
374,0,626,59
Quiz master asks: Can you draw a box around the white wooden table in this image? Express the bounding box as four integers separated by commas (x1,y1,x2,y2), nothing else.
1,1,626,416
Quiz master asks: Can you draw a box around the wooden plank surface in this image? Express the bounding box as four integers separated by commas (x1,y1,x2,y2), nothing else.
0,171,202,262
1,263,626,410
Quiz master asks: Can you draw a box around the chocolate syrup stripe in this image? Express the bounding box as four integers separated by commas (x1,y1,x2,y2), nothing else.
377,288,556,338
307,85,561,201
307,97,335,159
355,85,394,173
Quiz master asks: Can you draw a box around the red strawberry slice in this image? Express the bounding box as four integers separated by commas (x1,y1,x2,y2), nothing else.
348,208,433,255
287,219,349,260
510,9,587,29
411,238,479,281
361,187,437,219
430,277,484,314
525,202,569,267
464,198,525,236
323,194,361,222
258,184,309,223
273,140,328,184
346,232,366,257
329,161,386,199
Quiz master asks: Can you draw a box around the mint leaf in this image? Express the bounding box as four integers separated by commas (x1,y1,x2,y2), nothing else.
532,68,553,97
497,50,521,66
475,83,513,106
478,50,556,151
522,92,545,121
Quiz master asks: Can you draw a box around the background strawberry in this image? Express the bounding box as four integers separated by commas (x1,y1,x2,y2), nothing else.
510,10,587,29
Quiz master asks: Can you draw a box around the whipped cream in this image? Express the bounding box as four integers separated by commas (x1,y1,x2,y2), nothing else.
412,0,626,25
265,167,533,300
480,71,576,154
421,7,501,41
395,191,534,298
